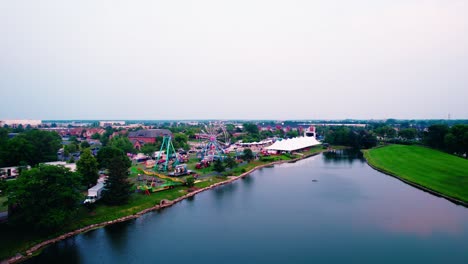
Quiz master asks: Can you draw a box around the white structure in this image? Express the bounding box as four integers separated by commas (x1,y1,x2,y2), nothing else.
99,121,126,127
43,161,77,172
0,120,42,127
0,166,31,179
266,126,320,152
265,137,321,152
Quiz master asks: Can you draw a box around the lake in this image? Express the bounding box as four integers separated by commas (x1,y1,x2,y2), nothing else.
28,150,468,263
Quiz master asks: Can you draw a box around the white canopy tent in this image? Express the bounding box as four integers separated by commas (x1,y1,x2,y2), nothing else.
265,137,321,152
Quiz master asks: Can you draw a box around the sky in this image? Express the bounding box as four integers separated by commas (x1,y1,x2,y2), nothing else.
1,0,467,120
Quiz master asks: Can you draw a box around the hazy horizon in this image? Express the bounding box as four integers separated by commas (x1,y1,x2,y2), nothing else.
1,1,467,120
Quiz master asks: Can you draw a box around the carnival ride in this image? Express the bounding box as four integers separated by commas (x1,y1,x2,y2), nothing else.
196,123,230,161
155,136,179,172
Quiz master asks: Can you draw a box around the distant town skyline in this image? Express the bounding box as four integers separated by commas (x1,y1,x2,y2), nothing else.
1,1,467,120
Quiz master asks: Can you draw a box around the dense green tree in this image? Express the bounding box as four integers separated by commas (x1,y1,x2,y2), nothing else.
80,141,91,150
243,123,259,134
7,165,82,231
77,148,99,187
91,133,101,140
444,124,468,156
286,130,299,138
374,126,397,139
69,136,79,144
64,143,78,154
213,159,225,173
173,133,189,150
4,136,34,166
140,142,162,156
109,136,135,154
399,128,417,140
425,124,449,149
243,148,254,162
97,146,125,169
224,156,237,169
102,153,132,205
100,127,114,146
185,176,195,187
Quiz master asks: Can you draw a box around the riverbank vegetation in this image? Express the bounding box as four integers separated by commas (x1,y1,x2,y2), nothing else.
364,145,468,203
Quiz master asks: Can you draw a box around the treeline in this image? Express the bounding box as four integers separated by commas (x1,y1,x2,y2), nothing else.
424,124,468,157
322,126,377,149
0,128,61,167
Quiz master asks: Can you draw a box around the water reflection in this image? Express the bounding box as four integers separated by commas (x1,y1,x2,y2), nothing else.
103,220,134,251
323,149,365,164
26,237,81,264
241,174,254,188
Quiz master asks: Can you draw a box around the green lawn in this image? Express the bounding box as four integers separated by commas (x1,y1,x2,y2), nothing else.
364,145,468,203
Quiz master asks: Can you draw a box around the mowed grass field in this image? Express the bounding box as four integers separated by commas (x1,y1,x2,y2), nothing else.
364,145,468,203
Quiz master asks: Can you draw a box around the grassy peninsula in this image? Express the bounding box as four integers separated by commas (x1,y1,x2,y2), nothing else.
364,145,468,203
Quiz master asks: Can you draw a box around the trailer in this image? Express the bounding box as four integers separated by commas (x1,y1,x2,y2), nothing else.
83,181,105,204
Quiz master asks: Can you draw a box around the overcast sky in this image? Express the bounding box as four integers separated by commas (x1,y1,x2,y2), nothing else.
1,0,467,120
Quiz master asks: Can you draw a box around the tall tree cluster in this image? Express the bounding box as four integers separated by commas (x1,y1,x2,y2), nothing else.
97,147,133,205
0,129,61,167
424,124,468,157
6,165,82,231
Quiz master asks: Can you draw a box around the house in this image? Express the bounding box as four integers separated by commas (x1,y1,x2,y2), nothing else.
128,129,172,149
84,128,106,139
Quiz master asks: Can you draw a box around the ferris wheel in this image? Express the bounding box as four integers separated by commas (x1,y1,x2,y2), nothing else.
197,122,230,160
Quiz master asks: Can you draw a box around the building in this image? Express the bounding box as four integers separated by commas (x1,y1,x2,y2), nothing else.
128,129,173,150
43,161,77,172
99,121,126,127
0,119,42,127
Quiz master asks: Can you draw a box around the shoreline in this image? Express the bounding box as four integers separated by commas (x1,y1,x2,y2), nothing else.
2,149,326,264
363,152,468,208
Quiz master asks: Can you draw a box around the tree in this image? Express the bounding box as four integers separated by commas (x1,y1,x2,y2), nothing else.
91,133,101,140
185,176,195,187
399,128,417,140
224,156,237,169
140,143,161,156
425,124,449,149
102,153,132,205
213,159,225,173
374,126,397,139
64,143,78,154
80,141,91,150
444,124,468,156
243,123,259,134
69,136,79,144
109,136,135,154
243,148,254,162
97,146,125,169
77,148,99,187
7,165,82,231
4,136,34,167
100,127,114,146
173,133,189,150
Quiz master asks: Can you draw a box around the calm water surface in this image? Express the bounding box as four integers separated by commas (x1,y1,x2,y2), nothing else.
29,151,468,263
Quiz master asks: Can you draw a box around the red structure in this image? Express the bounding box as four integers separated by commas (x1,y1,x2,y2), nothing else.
128,129,173,149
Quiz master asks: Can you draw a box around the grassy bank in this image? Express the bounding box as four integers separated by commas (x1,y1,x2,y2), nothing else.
0,145,327,261
363,145,468,203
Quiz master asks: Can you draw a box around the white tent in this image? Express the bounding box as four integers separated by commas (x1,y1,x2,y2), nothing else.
265,137,321,152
